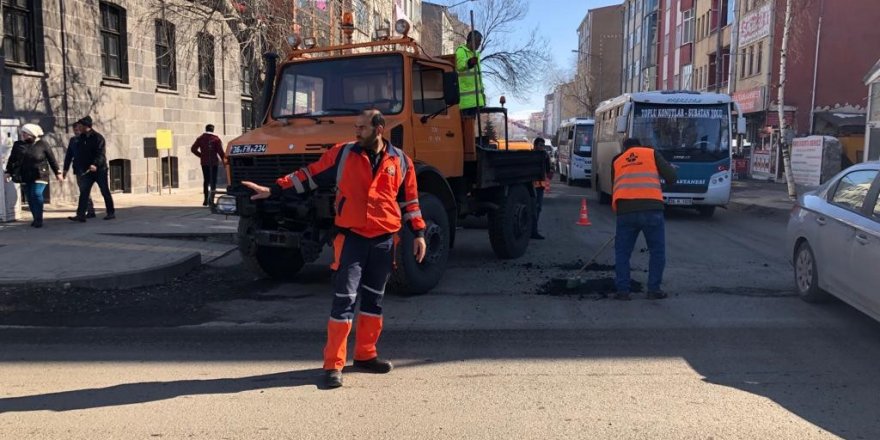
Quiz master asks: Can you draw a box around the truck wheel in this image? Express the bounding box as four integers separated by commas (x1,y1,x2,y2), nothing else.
389,193,450,295
488,184,533,259
238,216,305,280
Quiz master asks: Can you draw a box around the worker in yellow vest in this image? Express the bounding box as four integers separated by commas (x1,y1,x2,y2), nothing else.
455,30,485,118
611,138,677,301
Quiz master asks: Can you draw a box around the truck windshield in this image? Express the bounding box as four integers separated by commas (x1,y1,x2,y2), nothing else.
272,54,404,119
573,125,593,157
631,103,730,162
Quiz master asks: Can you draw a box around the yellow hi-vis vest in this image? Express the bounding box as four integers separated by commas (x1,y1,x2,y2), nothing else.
455,44,485,110
612,147,664,212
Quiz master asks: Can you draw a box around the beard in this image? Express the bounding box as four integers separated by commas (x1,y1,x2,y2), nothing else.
357,130,378,147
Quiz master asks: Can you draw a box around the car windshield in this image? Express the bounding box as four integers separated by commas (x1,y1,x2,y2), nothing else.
573,125,594,157
272,54,404,119
631,103,730,161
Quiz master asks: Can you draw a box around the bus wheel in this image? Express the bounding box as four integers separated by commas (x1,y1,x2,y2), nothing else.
489,184,533,259
566,165,575,186
596,177,612,205
697,206,716,218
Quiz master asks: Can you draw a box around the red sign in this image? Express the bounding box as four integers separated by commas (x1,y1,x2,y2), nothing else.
732,87,765,114
766,111,796,128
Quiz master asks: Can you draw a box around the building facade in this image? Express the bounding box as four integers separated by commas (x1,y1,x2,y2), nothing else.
1,0,245,204
728,0,880,168
576,4,623,114
865,60,880,162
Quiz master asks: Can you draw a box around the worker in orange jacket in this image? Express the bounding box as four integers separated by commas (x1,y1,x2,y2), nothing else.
531,137,553,240
611,138,677,301
243,109,427,389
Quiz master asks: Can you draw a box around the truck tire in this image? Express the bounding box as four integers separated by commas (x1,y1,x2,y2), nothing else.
488,184,533,259
389,193,450,295
238,216,305,280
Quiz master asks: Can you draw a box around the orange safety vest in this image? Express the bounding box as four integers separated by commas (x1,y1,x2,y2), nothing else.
276,141,426,238
612,147,663,212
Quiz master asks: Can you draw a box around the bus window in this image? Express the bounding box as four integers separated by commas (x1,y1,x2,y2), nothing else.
573,125,594,157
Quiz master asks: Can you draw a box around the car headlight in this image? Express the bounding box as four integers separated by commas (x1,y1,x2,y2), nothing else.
216,195,237,214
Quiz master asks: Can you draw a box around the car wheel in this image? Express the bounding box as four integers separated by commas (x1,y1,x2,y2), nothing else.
794,241,830,303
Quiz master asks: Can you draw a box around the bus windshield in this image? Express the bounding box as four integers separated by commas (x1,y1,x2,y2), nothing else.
631,103,730,161
272,54,404,119
573,125,594,157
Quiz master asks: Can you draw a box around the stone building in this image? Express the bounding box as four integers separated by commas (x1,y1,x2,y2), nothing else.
1,0,244,204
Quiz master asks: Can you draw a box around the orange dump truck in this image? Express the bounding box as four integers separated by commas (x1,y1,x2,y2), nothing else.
214,24,545,294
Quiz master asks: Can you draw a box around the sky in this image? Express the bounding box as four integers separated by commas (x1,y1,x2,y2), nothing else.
443,0,621,121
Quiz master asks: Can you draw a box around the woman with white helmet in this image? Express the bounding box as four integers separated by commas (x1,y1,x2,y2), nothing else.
3,123,61,228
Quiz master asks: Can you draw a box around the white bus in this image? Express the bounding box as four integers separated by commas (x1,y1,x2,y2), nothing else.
593,91,746,217
555,117,595,185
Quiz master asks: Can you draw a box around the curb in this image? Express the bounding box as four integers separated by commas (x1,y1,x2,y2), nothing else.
729,200,792,215
0,252,202,290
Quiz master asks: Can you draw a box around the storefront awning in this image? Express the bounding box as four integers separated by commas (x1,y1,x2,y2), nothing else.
814,111,866,128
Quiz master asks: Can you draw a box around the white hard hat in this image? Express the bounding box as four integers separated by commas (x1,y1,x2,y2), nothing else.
20,123,44,138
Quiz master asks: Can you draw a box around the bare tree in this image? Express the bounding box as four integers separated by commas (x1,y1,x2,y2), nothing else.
546,59,598,117
448,0,550,99
776,0,817,200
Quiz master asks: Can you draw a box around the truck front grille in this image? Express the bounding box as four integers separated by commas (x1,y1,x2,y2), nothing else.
229,154,323,187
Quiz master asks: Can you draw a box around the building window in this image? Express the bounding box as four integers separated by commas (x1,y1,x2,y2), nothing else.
242,100,256,132
747,45,754,76
100,2,127,81
197,32,215,95
2,0,36,69
155,20,177,89
755,41,763,74
682,64,693,90
240,46,253,97
682,9,694,44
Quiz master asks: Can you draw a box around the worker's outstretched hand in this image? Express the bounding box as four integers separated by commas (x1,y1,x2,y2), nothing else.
242,181,271,200
467,57,478,68
414,236,427,263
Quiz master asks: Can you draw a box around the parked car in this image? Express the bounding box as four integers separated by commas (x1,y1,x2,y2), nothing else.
786,162,880,322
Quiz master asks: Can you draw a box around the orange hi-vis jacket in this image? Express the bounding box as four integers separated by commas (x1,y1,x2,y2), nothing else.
274,140,426,238
612,146,664,212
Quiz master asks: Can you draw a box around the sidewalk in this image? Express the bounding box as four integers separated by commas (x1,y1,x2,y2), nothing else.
0,188,238,289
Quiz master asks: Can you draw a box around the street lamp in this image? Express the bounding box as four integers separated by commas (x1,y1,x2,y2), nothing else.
444,0,477,9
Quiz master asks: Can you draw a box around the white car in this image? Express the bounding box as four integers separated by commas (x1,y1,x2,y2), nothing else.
786,162,880,322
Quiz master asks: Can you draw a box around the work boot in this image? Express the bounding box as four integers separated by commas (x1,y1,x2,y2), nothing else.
353,357,394,374
614,291,632,301
104,213,116,220
68,216,86,223
32,220,43,228
323,369,343,389
647,290,668,300
531,231,545,240
86,212,97,218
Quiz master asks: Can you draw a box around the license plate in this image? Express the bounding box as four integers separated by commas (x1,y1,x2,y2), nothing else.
230,144,267,155
667,198,693,206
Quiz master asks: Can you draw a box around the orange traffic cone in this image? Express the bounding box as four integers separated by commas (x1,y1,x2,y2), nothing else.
576,198,592,226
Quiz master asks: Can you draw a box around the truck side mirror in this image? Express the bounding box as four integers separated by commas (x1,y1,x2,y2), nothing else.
443,72,460,106
616,102,631,133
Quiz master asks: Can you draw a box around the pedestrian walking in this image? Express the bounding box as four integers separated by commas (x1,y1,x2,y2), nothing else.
3,123,62,228
62,123,95,218
531,137,553,240
67,116,115,222
190,124,226,206
611,138,677,300
242,109,427,389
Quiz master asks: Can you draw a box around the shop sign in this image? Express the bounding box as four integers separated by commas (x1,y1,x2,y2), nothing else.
740,3,772,46
732,87,765,114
